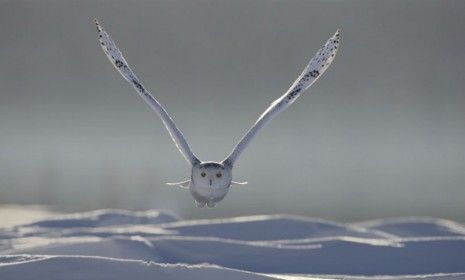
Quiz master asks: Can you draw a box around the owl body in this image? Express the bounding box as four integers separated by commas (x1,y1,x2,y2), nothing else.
190,162,232,207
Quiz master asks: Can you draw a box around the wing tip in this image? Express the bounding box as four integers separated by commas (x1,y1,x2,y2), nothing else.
94,18,103,32
333,28,341,41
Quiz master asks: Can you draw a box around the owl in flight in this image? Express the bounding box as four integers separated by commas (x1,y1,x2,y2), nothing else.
95,19,340,208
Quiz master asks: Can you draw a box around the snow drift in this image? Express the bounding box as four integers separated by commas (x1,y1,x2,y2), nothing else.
1,209,465,279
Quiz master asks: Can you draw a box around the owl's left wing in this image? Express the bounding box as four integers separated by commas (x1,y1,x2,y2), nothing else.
224,30,340,166
95,19,200,166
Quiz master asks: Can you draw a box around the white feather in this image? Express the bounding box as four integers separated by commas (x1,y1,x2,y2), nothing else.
231,181,248,186
166,180,191,189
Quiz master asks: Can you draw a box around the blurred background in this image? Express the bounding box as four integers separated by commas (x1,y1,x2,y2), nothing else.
1,0,464,222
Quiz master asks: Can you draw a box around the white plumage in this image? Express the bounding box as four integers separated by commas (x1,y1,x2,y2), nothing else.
95,19,340,207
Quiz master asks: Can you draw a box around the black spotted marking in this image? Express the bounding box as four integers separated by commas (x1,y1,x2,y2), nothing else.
114,60,124,68
288,87,302,100
309,69,320,78
132,79,145,92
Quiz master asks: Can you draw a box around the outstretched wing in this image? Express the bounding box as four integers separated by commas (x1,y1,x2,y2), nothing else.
224,30,340,166
95,19,199,166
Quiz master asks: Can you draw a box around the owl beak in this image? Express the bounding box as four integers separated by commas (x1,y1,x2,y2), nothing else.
209,179,212,186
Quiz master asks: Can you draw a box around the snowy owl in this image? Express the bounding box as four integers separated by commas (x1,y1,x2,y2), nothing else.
95,19,340,208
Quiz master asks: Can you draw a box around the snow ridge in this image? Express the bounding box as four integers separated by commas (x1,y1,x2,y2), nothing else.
1,209,465,279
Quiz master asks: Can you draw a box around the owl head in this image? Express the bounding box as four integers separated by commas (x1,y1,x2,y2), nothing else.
192,162,232,189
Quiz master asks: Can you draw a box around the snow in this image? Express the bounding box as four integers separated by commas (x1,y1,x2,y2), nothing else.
0,255,277,280
1,209,465,279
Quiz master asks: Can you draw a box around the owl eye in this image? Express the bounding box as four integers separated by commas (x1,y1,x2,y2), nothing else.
201,172,206,177
216,172,222,178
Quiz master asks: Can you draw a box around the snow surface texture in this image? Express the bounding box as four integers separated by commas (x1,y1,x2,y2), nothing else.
1,209,465,280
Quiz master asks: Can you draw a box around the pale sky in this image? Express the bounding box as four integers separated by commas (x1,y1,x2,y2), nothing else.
0,0,464,222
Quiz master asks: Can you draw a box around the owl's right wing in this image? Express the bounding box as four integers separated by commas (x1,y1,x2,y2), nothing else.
224,30,340,166
95,19,199,166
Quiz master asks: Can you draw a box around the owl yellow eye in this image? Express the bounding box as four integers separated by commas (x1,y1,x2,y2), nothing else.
201,172,206,177
216,172,222,178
